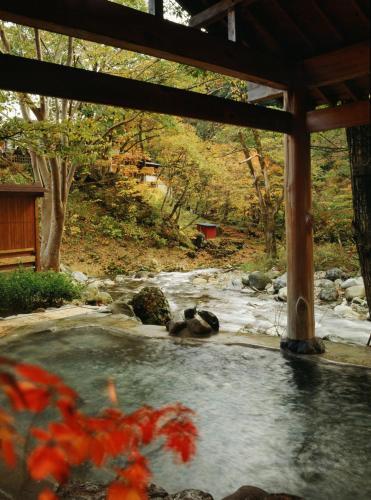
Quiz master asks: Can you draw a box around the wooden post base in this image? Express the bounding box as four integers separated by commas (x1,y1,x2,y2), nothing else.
280,337,325,355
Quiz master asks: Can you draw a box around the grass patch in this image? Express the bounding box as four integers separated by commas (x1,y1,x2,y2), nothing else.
0,269,82,317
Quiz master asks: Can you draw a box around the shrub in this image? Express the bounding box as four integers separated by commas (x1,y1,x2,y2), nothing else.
0,269,82,317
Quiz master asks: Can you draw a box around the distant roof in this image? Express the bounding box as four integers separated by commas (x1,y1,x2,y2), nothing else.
0,184,46,196
178,0,369,106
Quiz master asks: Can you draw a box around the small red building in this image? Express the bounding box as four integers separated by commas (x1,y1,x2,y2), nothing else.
196,223,218,240
0,184,45,271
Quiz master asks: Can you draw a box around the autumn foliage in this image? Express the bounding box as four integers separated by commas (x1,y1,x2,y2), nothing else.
0,357,197,500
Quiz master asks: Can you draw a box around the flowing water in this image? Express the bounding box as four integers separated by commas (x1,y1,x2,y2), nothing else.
111,269,371,344
2,326,371,499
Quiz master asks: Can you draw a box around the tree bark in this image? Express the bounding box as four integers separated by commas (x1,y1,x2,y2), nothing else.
346,124,371,315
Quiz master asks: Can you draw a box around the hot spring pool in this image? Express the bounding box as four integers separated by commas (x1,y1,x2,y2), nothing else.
2,327,371,499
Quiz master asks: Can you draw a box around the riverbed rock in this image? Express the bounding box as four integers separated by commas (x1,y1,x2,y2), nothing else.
341,277,364,289
130,286,171,325
334,302,362,319
170,490,214,500
277,287,287,302
57,482,106,499
267,269,281,280
325,268,346,281
193,277,208,285
71,271,89,283
248,271,271,290
318,281,339,302
82,285,113,305
273,273,287,293
345,285,366,301
222,485,302,500
109,296,135,316
148,484,170,499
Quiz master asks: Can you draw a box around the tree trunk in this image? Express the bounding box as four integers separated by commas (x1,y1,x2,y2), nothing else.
264,211,277,259
346,124,371,315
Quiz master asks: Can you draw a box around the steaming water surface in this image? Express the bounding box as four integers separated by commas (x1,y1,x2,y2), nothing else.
2,326,371,499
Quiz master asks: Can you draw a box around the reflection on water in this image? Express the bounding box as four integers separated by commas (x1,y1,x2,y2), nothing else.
2,328,371,499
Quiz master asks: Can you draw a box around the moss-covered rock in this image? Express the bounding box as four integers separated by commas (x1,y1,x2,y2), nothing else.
130,286,172,325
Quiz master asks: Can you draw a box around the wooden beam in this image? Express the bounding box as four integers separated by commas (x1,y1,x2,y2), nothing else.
148,0,163,18
248,83,283,103
307,100,370,133
0,0,290,89
283,85,315,348
189,0,251,28
248,41,370,102
304,41,370,88
0,55,293,133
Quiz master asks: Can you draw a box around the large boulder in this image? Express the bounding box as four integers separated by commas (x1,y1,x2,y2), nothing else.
345,285,366,301
247,271,271,290
130,286,171,325
325,268,346,281
273,273,287,293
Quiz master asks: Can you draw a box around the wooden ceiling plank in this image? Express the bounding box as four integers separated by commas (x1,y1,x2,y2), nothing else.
189,0,254,28
311,87,334,106
304,41,370,88
311,0,344,43
307,100,370,132
243,9,283,55
341,82,359,102
0,0,290,89
351,0,369,26
269,0,316,54
0,54,293,133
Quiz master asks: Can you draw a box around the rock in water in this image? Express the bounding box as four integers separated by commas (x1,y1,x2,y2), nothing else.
109,296,135,316
168,308,220,337
130,286,171,325
170,490,214,500
222,485,302,500
248,271,271,290
148,484,170,499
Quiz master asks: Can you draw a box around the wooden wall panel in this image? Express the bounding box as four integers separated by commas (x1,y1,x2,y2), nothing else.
0,194,37,270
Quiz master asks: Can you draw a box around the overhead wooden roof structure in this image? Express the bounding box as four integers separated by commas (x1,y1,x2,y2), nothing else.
0,0,369,351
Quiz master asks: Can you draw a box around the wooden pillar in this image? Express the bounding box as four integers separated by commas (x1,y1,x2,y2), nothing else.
148,0,163,18
281,81,324,354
